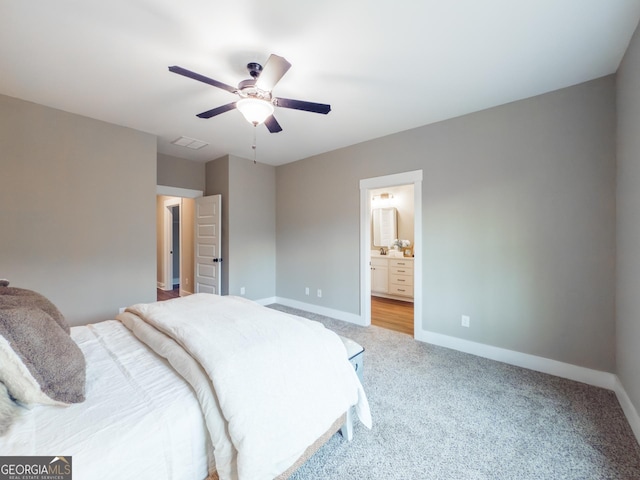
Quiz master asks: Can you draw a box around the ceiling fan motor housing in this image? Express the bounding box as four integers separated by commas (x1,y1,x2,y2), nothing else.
247,62,263,79
237,79,271,101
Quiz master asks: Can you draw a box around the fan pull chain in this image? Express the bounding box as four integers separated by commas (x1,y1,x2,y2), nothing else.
252,125,257,164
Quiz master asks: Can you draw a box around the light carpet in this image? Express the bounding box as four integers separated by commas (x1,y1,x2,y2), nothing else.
268,304,640,480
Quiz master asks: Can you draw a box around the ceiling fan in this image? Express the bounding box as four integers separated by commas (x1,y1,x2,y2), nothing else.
169,54,331,133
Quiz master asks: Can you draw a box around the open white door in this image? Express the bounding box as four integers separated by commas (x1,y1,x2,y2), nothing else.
195,195,222,294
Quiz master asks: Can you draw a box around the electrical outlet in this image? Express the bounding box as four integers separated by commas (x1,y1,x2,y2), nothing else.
317,289,322,298
461,315,470,328
185,278,189,286
240,286,246,295
305,287,310,295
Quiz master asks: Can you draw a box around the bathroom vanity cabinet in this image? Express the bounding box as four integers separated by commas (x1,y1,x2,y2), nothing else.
370,256,414,301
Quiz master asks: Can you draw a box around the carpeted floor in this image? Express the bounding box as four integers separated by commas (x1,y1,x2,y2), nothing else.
268,304,640,480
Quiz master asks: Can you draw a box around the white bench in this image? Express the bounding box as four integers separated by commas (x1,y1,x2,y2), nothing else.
339,336,364,441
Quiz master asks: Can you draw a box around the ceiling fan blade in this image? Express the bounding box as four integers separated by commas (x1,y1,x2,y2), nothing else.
255,54,291,92
274,97,331,115
264,115,283,133
169,66,237,94
196,102,237,119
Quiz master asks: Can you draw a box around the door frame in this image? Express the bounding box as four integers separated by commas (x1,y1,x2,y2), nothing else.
359,170,423,335
157,186,204,292
162,197,181,291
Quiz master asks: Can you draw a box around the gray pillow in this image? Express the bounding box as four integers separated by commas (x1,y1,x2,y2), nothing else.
0,291,85,407
0,286,69,334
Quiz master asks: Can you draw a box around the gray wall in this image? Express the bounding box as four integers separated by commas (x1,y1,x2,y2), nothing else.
617,24,640,419
157,153,206,192
276,76,617,372
205,155,276,300
0,94,157,325
227,156,276,300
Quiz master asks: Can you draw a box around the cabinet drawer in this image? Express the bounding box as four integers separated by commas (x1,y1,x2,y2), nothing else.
390,259,413,268
390,274,414,286
389,285,413,297
390,266,413,276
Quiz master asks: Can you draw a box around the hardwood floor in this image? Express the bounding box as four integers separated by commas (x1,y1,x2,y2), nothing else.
371,296,414,336
157,286,180,302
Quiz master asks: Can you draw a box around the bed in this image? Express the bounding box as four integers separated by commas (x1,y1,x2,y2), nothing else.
0,285,371,480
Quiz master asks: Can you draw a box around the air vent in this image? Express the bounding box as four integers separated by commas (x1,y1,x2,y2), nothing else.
171,136,208,150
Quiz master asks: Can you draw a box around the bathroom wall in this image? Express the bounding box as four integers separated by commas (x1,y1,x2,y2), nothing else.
370,184,414,251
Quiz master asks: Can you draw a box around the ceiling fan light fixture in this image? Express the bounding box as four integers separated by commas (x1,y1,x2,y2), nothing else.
236,97,274,126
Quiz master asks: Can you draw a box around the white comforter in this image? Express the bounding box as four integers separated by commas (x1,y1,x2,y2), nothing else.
118,294,371,480
0,321,212,480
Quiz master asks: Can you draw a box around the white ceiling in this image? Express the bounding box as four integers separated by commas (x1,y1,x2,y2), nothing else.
2,0,639,166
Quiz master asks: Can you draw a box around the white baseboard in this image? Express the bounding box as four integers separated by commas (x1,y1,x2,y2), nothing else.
272,297,365,326
157,281,165,289
613,376,640,444
264,300,640,445
415,327,640,445
415,327,616,389
179,288,193,297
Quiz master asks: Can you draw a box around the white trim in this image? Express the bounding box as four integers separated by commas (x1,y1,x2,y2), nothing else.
359,170,423,333
614,377,640,444
263,297,640,445
415,327,616,390
266,298,623,393
157,185,203,198
273,297,365,325
255,296,278,306
157,281,165,289
179,288,193,297
359,187,372,325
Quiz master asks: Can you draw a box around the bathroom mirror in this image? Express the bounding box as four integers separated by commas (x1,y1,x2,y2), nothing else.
372,207,397,247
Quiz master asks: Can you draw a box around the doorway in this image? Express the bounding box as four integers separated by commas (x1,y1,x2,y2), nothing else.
159,196,182,296
369,184,415,335
171,205,180,288
156,186,202,300
360,170,423,337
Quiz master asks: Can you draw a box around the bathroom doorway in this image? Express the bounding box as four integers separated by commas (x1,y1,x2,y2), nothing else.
360,170,423,337
369,184,415,335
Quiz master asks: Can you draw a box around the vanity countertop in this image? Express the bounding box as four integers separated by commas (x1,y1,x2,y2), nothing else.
371,250,413,259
